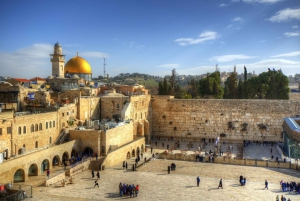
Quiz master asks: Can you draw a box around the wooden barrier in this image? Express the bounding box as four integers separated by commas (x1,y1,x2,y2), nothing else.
279,162,290,169
256,160,267,167
245,159,256,166
235,159,245,165
268,161,279,168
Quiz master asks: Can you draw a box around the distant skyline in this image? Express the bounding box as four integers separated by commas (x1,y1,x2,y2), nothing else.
0,0,299,79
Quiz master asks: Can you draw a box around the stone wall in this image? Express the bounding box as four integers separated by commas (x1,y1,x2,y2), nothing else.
65,159,90,176
102,137,145,168
100,95,129,121
78,96,100,121
12,111,60,156
69,130,101,156
130,95,151,141
104,123,133,154
0,140,78,184
152,96,300,142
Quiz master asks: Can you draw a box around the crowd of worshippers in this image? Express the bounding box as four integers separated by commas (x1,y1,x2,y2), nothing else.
280,180,300,193
119,183,139,197
66,155,88,168
239,175,246,186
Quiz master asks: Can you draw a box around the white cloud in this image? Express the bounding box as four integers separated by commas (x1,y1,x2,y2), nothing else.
271,51,300,57
210,54,256,62
292,25,299,29
174,31,220,46
243,0,283,3
219,4,227,7
155,64,180,68
80,51,110,58
0,43,53,78
269,8,300,22
227,24,233,28
284,32,300,37
232,17,243,22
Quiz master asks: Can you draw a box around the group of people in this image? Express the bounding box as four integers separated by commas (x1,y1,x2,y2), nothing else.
280,180,300,193
276,195,292,201
119,183,139,197
167,163,176,174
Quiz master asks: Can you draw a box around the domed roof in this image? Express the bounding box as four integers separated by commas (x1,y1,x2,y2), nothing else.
47,75,54,79
64,56,92,74
72,74,80,79
55,42,61,47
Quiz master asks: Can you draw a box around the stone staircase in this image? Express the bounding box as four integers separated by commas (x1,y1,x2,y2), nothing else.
55,129,70,145
88,157,105,171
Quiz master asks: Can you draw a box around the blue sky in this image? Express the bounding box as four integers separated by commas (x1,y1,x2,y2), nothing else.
0,0,299,79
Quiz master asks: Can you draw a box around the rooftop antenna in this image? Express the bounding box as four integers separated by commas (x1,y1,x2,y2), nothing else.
103,55,107,79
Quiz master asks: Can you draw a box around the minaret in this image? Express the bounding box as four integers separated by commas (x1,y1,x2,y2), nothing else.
50,42,65,78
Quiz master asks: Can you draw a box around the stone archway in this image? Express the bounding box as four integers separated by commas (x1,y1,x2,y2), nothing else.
41,159,50,173
127,151,131,159
141,144,144,153
14,169,25,182
62,152,69,163
132,149,136,157
52,155,60,167
71,149,78,158
28,164,38,176
83,147,93,157
136,147,140,156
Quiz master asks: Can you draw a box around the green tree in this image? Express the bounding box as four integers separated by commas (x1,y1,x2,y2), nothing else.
224,70,238,99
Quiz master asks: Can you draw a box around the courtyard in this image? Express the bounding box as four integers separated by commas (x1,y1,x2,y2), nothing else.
28,156,299,201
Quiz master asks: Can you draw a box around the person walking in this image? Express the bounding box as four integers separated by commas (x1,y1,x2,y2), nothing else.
135,185,139,197
46,169,50,178
96,171,100,179
151,147,153,154
91,170,94,178
197,176,200,187
123,161,125,169
94,179,99,187
125,161,128,170
265,180,268,190
218,179,223,189
168,166,171,174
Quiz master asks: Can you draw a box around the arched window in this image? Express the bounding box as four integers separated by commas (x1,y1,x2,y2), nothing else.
31,124,34,133
53,121,55,127
18,127,22,135
49,137,52,144
35,124,38,131
39,123,42,130
46,122,48,129
49,121,52,128
35,141,38,148
23,126,26,134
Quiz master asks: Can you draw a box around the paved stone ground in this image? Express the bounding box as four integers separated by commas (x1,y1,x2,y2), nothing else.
28,156,299,201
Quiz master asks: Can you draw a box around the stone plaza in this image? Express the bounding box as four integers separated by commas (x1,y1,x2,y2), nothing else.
26,145,299,201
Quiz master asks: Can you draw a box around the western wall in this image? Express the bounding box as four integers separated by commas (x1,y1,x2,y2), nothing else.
151,96,300,142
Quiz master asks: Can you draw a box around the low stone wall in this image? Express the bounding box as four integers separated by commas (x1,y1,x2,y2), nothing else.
44,171,65,187
157,154,298,171
101,137,145,168
65,159,91,176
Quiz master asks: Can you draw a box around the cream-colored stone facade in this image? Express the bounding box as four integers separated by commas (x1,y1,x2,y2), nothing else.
151,96,300,142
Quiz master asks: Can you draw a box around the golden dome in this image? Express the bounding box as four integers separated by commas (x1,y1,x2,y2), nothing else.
64,56,92,74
